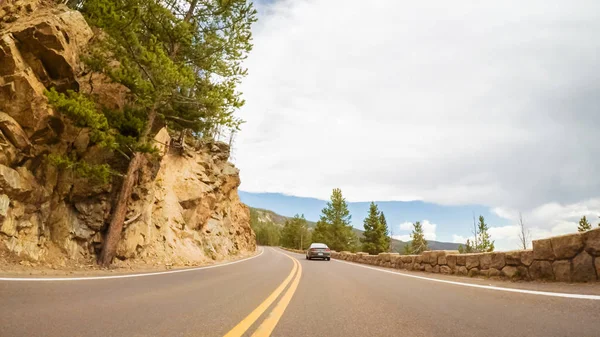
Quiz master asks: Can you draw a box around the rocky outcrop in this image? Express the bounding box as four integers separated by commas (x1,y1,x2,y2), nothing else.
0,1,255,266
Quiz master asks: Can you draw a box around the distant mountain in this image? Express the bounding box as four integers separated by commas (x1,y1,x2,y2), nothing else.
249,207,460,252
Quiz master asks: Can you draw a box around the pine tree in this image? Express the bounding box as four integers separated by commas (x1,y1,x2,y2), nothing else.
360,203,390,254
406,221,428,254
50,0,257,266
475,216,494,252
578,216,592,232
360,202,380,254
311,188,357,252
379,212,391,252
281,214,310,250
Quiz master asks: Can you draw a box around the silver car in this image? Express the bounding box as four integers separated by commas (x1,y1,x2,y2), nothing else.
306,243,331,260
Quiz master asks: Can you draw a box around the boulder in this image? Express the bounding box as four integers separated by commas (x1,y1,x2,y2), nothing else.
437,254,447,265
401,255,415,263
552,260,571,282
466,254,479,269
440,265,452,274
490,252,506,269
479,253,492,270
0,194,9,221
583,227,600,256
424,264,432,273
571,251,596,282
529,260,554,280
447,254,457,269
520,250,534,266
0,164,34,201
505,250,521,266
432,265,440,273
517,266,530,280
551,233,583,260
457,266,468,276
533,238,554,261
595,259,600,279
468,268,479,277
502,265,518,279
488,268,501,277
456,254,466,266
0,111,31,150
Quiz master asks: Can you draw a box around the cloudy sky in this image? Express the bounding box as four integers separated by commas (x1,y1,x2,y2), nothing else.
234,0,600,250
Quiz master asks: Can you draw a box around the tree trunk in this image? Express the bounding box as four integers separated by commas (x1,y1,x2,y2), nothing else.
98,109,156,266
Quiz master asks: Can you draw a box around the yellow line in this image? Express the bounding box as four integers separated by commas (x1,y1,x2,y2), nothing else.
223,252,298,337
250,254,303,337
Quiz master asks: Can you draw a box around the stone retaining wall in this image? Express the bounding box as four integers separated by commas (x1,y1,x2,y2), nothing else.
281,228,600,282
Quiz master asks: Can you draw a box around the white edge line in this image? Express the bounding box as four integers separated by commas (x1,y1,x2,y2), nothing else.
0,248,264,282
333,259,600,300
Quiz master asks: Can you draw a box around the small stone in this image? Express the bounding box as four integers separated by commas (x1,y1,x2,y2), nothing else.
571,251,595,282
533,238,554,261
552,260,571,282
529,260,554,280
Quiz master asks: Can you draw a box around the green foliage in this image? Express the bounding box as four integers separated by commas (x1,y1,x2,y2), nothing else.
311,188,358,252
459,216,494,253
404,221,428,254
45,89,116,148
578,216,592,232
458,239,474,254
280,214,311,250
48,154,112,185
80,0,257,136
475,216,494,252
249,208,281,246
360,202,390,255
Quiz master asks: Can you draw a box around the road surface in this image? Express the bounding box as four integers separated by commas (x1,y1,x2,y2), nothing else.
1,247,599,337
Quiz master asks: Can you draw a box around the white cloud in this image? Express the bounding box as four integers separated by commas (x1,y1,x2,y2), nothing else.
393,220,437,241
235,0,600,228
398,222,413,231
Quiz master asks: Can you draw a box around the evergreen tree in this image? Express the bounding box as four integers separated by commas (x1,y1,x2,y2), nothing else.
458,239,474,254
311,188,357,252
360,202,390,254
475,216,494,252
379,212,391,252
578,216,592,232
281,214,310,250
49,0,257,265
405,221,428,254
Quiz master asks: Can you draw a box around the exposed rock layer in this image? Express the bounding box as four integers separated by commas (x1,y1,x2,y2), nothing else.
0,1,255,266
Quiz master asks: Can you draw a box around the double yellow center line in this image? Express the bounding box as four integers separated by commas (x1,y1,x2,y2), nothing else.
223,251,302,337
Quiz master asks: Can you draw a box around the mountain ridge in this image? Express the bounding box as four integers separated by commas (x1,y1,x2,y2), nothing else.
249,207,460,252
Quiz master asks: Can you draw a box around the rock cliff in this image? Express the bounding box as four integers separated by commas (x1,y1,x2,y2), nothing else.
0,0,255,267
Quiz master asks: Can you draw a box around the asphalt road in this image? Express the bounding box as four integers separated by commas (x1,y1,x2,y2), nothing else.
1,247,599,337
